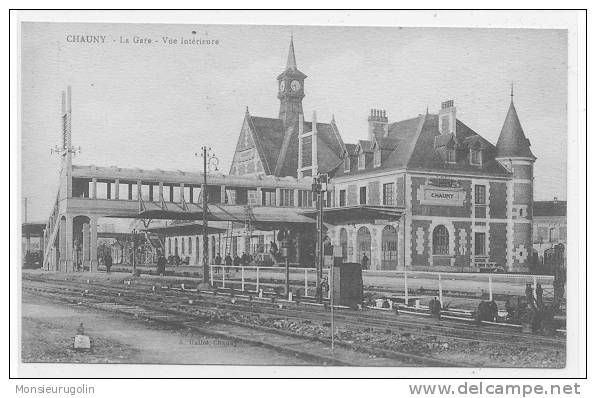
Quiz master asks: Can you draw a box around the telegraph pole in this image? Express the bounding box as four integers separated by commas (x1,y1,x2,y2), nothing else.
195,147,218,287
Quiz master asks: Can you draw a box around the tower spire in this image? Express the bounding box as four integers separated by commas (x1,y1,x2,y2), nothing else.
286,35,297,71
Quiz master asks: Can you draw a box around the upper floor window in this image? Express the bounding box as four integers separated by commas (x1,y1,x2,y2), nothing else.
339,190,346,207
382,183,394,206
474,185,486,205
279,189,294,206
359,186,367,205
298,190,313,208
446,149,456,163
358,152,366,169
470,149,482,166
344,156,350,171
263,190,276,206
374,149,381,167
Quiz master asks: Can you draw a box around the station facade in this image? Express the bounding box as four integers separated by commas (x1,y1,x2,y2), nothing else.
166,38,537,273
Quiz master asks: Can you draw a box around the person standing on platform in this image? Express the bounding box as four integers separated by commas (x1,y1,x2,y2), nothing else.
105,252,113,273
156,252,166,276
361,253,369,270
225,254,233,266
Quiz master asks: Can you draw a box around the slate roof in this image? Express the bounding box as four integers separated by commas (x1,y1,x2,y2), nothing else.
496,100,535,159
247,116,285,174
534,201,567,217
334,113,510,177
247,115,344,178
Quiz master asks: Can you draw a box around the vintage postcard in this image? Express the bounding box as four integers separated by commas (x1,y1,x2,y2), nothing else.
11,10,585,381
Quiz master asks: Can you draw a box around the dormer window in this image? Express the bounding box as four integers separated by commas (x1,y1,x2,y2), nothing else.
358,152,366,169
374,147,381,167
470,149,482,166
446,149,456,163
344,155,350,171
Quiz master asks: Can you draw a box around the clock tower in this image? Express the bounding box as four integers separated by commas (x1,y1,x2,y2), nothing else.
277,36,307,128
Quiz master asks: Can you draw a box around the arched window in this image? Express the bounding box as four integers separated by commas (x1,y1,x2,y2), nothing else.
174,238,178,256
181,237,185,255
432,225,449,255
168,238,172,256
381,225,398,270
356,227,371,268
188,237,192,254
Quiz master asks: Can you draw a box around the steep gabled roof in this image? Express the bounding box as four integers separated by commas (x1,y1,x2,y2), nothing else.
357,140,373,153
247,115,285,174
496,100,535,159
335,112,510,177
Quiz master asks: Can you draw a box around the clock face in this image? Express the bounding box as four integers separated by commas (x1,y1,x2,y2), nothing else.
290,80,301,91
279,80,285,91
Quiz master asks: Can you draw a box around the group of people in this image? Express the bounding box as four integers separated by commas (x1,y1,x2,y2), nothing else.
213,252,252,267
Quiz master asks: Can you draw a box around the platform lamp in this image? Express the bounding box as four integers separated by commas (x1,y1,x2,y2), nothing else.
311,173,328,303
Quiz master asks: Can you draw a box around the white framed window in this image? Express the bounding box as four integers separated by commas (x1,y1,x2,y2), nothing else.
374,149,381,167
446,149,456,163
344,156,350,171
358,152,366,169
470,149,482,166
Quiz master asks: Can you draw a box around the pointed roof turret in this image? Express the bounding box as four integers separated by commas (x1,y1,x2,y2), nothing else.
286,35,297,71
277,36,307,80
496,96,535,160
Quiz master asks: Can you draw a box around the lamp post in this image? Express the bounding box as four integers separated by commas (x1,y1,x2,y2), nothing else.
195,147,219,287
311,173,328,303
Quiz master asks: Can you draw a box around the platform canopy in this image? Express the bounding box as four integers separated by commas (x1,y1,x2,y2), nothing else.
145,222,227,236
137,201,316,231
300,205,405,225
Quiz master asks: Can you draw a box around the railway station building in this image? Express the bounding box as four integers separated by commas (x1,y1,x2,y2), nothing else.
41,38,537,274
163,37,537,273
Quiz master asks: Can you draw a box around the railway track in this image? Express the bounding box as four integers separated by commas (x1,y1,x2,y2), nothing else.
23,273,565,364
23,275,470,367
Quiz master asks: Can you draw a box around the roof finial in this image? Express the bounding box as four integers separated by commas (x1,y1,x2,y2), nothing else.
426,104,429,114
245,106,249,114
510,82,514,101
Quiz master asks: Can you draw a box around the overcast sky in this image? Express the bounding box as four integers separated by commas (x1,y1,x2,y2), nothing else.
21,23,567,221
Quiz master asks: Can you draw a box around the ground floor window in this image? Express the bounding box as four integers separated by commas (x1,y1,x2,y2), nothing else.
432,225,449,255
357,226,371,268
381,225,398,269
474,232,486,256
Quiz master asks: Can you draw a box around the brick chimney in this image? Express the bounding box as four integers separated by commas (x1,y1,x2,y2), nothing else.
438,100,456,135
368,109,388,141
